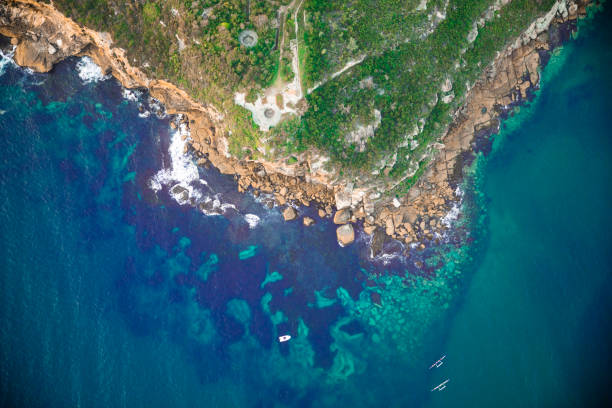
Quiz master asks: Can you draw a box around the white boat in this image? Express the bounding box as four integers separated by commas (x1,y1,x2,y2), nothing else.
429,355,446,369
278,335,291,342
431,379,449,392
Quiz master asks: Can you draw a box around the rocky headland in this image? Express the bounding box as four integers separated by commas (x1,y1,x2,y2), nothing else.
0,0,592,250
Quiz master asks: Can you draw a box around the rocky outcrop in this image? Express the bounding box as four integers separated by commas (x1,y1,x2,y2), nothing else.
0,0,335,221
362,0,590,247
333,209,351,225
282,207,297,221
0,0,592,251
303,216,315,226
336,224,355,246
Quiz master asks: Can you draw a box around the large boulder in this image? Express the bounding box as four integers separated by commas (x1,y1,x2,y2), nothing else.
282,207,297,221
385,216,395,236
333,209,351,224
334,184,353,210
336,224,355,246
370,229,386,258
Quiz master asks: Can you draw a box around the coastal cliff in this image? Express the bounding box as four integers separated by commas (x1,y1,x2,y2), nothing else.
0,0,591,249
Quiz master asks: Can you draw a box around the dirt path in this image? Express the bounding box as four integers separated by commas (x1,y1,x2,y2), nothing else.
275,0,301,84
307,54,366,94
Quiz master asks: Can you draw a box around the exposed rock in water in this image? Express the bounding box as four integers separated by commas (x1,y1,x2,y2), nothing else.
282,207,297,221
303,216,315,226
333,209,351,225
370,228,386,258
363,224,376,235
0,0,591,251
336,224,355,246
170,185,189,202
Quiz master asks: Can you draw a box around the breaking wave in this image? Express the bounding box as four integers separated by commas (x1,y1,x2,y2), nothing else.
122,88,167,119
244,214,261,229
148,116,261,228
440,186,465,229
76,56,108,84
0,46,17,77
150,119,203,200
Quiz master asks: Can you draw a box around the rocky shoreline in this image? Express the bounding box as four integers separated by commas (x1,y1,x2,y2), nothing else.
0,0,592,249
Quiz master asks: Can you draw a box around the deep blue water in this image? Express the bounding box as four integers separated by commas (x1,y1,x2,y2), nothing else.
0,48,454,408
1,5,611,407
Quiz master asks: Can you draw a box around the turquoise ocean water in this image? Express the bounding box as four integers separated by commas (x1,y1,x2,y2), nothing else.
1,6,611,407
427,8,612,407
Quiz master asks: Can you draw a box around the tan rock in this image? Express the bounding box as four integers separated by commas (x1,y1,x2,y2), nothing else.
318,209,326,218
335,188,352,210
333,209,351,225
282,207,297,221
353,207,366,219
303,216,315,226
405,207,418,224
518,81,530,99
275,194,287,206
363,224,376,235
336,224,355,246
0,0,572,244
393,212,403,228
385,217,395,236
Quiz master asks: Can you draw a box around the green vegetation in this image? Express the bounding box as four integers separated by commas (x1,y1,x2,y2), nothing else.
294,0,556,184
52,0,285,106
48,0,558,187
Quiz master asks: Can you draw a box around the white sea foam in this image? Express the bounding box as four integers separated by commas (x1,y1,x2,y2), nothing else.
0,46,17,77
371,240,406,265
122,89,141,102
76,56,108,84
150,119,238,217
441,204,461,228
441,186,464,228
221,203,237,211
196,195,237,216
373,252,403,265
149,117,270,229
150,121,200,198
122,89,167,119
148,98,167,118
244,214,261,229
359,228,408,264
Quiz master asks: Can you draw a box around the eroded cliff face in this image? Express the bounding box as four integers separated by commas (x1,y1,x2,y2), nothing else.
0,0,336,209
0,0,591,248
